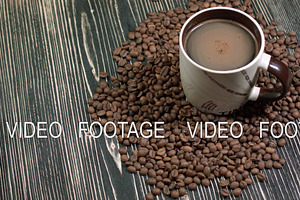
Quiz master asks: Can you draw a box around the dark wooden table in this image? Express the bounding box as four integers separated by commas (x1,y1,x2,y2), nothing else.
1,0,300,199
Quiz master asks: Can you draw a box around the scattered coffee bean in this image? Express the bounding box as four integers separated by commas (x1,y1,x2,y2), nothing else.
273,162,283,169
219,180,229,187
230,181,239,189
233,188,242,197
202,178,210,187
152,188,161,195
179,187,187,196
118,147,127,154
147,177,157,186
240,181,247,189
220,189,230,197
279,158,286,165
188,183,197,190
127,166,136,173
146,193,154,200
170,190,180,199
257,173,266,181
278,138,286,147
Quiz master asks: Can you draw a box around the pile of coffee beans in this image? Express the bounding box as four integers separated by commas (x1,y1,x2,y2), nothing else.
87,0,300,199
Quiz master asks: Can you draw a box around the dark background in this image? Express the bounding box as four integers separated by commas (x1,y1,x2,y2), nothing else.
1,0,300,199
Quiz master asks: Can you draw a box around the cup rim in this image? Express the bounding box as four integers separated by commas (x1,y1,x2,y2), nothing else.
179,7,265,74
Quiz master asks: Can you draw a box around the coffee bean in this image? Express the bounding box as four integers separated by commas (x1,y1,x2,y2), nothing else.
128,32,135,40
170,190,179,199
272,153,280,161
265,160,273,169
121,155,129,162
236,174,243,182
178,187,187,196
119,147,127,154
220,189,230,197
251,168,259,175
147,178,157,186
138,147,149,157
87,106,95,114
257,173,266,181
219,180,229,187
155,181,164,189
162,186,170,196
233,188,242,197
184,177,193,185
146,193,154,200
240,181,247,189
148,169,156,177
245,178,253,186
219,167,228,176
266,147,275,154
152,188,161,195
140,167,148,176
188,183,197,190
127,166,136,173
230,181,239,189
273,162,283,169
244,160,253,169
183,146,193,152
202,178,210,187
279,158,286,166
258,161,266,170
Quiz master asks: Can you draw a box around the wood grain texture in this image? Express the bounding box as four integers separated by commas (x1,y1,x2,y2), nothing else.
0,0,300,200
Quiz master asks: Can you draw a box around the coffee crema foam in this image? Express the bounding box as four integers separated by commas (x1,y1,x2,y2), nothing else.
185,19,258,71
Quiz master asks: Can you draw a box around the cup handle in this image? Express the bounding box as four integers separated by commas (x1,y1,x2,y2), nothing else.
248,53,292,101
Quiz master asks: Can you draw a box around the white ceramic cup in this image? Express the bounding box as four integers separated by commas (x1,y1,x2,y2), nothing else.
179,7,292,115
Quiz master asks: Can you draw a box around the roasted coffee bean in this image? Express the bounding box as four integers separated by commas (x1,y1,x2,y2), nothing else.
202,178,210,187
147,177,157,186
236,174,243,182
220,189,230,197
152,188,161,195
273,162,283,169
258,161,266,170
188,183,197,190
170,190,180,199
230,181,239,189
138,147,149,157
140,167,148,176
272,153,280,161
156,181,165,189
233,188,242,197
257,173,266,181
219,180,229,187
163,185,170,196
127,166,136,173
251,168,259,175
179,187,187,196
245,178,253,185
279,158,286,165
244,160,253,169
278,138,286,147
266,160,273,169
121,155,129,162
87,106,95,114
240,181,247,189
219,167,228,176
184,177,193,185
119,147,127,154
146,193,154,200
